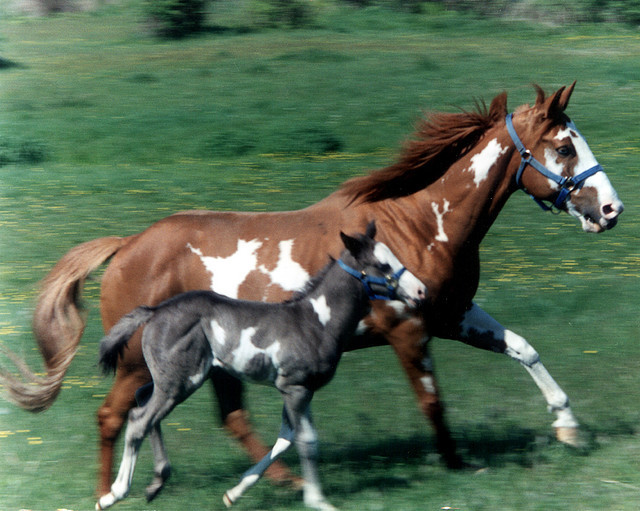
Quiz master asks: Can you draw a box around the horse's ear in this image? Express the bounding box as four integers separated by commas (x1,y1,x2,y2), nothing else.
557,81,576,112
489,91,508,121
340,231,362,256
543,82,576,119
365,220,376,239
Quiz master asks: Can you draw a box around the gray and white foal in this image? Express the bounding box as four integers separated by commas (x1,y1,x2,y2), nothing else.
96,222,426,511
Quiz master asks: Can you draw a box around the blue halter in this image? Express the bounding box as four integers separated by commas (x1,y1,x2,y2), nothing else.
505,113,603,212
337,258,406,301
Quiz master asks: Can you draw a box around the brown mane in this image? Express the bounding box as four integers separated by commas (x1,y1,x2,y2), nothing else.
340,92,508,203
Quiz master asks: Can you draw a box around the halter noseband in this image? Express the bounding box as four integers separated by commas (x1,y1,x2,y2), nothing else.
337,258,406,301
505,113,603,212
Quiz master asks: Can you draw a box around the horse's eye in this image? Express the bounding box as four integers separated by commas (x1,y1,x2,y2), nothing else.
556,145,574,157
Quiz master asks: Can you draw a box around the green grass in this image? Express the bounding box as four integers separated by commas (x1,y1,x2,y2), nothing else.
1,3,640,510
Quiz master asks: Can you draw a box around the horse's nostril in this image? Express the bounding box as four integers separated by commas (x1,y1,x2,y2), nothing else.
602,204,614,216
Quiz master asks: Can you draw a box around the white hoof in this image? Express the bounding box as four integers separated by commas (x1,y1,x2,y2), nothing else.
555,426,583,447
96,492,116,510
223,491,234,508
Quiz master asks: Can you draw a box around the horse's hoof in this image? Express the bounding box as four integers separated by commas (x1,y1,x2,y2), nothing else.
223,491,234,508
555,426,582,447
96,493,115,510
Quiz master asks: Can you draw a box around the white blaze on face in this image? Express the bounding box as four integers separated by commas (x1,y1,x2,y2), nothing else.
555,125,621,206
468,138,507,187
431,199,451,243
258,239,310,292
310,295,331,326
373,241,426,304
188,240,262,298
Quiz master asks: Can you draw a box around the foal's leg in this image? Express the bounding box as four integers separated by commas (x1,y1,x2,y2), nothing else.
145,423,171,502
96,390,177,510
455,303,579,444
223,408,296,507
282,386,336,511
211,369,302,486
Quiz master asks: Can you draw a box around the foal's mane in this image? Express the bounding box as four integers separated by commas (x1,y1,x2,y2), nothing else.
340,93,507,203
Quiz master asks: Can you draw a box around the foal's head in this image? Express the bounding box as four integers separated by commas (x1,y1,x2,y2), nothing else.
507,83,623,232
339,222,427,307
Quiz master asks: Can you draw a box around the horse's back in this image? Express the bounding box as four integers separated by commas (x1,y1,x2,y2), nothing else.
99,205,351,332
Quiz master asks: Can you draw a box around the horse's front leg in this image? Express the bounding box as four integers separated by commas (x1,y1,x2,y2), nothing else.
455,303,579,445
384,317,462,469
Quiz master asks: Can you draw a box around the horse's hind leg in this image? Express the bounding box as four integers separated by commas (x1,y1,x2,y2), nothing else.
145,423,171,502
223,408,296,507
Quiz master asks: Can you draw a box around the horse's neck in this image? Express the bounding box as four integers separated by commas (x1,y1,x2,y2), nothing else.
415,128,516,252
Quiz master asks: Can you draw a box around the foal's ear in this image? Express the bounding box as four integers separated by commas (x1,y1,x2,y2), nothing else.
365,220,377,239
340,231,363,256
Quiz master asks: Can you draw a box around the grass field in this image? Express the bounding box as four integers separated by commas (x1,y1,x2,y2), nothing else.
1,3,640,510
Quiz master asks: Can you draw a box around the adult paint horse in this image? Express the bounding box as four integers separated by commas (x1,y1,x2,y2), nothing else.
0,84,624,496
96,223,426,511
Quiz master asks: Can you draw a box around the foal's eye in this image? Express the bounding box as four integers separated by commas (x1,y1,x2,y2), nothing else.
556,145,574,157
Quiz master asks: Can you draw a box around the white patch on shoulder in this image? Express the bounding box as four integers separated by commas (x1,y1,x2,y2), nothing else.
187,239,262,298
431,199,451,243
468,138,507,187
210,319,226,346
258,239,310,292
232,327,281,377
310,295,331,326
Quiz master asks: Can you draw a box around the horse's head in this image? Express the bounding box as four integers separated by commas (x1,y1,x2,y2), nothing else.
338,221,427,307
507,83,623,233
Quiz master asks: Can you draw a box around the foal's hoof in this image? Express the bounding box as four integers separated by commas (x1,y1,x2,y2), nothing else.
146,465,171,502
555,426,582,447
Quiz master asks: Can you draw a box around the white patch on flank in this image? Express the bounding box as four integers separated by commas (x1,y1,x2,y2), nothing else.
468,138,506,187
431,199,451,243
310,295,331,326
187,239,262,298
232,327,281,376
258,239,310,292
209,319,227,346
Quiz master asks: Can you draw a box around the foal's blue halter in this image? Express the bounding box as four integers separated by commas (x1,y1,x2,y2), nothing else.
337,259,406,301
505,113,603,211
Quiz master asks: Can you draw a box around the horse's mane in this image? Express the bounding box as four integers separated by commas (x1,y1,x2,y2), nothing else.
340,93,507,203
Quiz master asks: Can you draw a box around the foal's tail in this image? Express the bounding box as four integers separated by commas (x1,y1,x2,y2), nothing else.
0,236,127,412
99,306,155,375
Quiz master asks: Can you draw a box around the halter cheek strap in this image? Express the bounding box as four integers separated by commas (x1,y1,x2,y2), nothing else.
505,113,603,211
337,259,406,301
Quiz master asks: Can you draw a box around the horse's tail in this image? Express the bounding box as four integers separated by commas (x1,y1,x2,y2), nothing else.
99,306,155,375
0,236,128,412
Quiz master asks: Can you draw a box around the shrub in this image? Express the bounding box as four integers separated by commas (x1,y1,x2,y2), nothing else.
144,0,208,38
